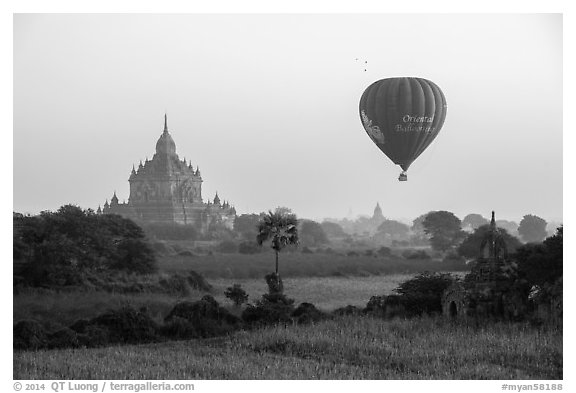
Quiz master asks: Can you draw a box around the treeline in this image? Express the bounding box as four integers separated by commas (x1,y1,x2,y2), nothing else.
13,205,157,288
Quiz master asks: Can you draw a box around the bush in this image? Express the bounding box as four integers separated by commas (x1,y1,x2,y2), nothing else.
158,275,192,297
47,327,79,349
160,317,200,340
333,305,362,316
265,272,284,295
394,272,455,316
164,296,241,338
76,325,110,348
224,284,249,307
292,302,327,324
87,306,160,345
14,320,47,350
364,295,408,318
186,270,213,292
241,289,295,326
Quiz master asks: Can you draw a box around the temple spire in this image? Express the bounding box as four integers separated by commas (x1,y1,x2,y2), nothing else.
164,113,168,133
490,211,496,232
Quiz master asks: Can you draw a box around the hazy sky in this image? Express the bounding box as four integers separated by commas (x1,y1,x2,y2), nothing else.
13,13,562,223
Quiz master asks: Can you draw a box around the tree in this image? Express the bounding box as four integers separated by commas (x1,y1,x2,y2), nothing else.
496,219,519,236
377,219,410,237
299,219,328,247
422,211,466,252
224,284,249,307
518,214,548,243
411,213,429,235
515,226,562,288
462,213,489,231
457,224,522,259
233,214,262,240
320,221,347,238
14,205,157,287
256,208,299,276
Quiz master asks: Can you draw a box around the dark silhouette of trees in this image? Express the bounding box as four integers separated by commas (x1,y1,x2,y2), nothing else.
422,211,466,252
515,226,562,288
518,214,548,243
14,205,157,287
256,208,299,276
458,224,522,259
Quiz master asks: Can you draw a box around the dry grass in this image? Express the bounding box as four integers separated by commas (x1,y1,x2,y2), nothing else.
210,275,415,310
158,252,465,279
14,316,562,380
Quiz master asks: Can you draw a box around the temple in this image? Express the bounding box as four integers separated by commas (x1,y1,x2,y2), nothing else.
98,115,236,233
442,211,528,320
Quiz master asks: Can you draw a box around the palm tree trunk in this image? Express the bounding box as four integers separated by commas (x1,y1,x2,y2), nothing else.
275,250,279,275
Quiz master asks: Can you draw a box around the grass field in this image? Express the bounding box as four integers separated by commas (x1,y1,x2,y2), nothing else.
14,316,562,380
158,251,465,279
13,274,417,327
209,275,416,310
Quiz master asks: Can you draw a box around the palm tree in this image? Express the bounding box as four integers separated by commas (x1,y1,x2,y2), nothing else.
256,209,299,276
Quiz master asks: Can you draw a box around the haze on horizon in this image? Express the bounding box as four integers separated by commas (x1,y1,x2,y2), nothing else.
13,14,563,225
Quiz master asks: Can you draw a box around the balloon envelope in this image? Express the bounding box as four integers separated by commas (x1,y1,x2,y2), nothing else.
359,77,447,173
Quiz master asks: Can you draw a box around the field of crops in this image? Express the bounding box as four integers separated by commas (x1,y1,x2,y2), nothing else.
14,315,562,380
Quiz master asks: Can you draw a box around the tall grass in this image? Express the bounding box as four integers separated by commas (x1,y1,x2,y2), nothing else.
14,316,562,380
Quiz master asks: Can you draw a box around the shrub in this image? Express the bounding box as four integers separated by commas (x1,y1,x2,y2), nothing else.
292,302,327,324
241,290,295,326
47,327,79,349
76,325,110,348
87,306,160,345
364,295,408,318
224,284,249,307
14,320,47,350
186,270,213,292
333,305,362,316
159,275,192,297
164,295,241,338
160,316,199,340
394,272,455,316
265,272,284,295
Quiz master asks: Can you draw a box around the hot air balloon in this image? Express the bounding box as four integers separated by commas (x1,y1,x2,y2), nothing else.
359,77,447,181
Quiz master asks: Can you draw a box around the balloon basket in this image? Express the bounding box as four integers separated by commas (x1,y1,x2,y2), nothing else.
398,171,408,182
